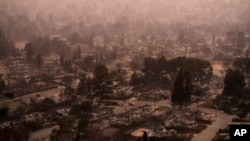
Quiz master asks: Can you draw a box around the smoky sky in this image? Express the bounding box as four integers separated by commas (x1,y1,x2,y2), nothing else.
1,0,249,24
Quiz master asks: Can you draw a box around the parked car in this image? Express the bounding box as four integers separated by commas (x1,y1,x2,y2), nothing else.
128,102,135,106
13,97,20,102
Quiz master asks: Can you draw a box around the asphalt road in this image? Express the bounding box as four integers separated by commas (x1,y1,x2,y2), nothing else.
0,87,61,140
29,125,59,141
111,99,232,141
0,88,61,111
112,99,170,115
191,107,232,141
1,88,232,141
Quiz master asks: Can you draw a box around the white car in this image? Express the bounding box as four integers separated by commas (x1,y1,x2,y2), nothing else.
128,102,135,106
13,98,20,102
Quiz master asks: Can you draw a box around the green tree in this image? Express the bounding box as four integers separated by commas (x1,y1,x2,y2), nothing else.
172,70,185,109
167,57,212,84
130,55,142,70
12,105,26,118
50,128,74,141
76,46,82,59
35,54,43,69
171,70,193,109
70,101,93,116
233,57,250,76
110,64,126,85
70,101,93,141
0,123,30,141
62,86,75,101
25,43,34,62
4,91,14,99
141,56,167,85
0,29,14,58
77,74,92,96
73,46,82,61
143,131,148,141
58,116,75,128
183,71,193,108
140,56,211,87
130,71,140,87
62,58,73,73
75,117,89,140
0,76,5,94
31,36,52,55
80,55,96,71
142,57,157,79
92,64,113,101
89,35,94,48
62,75,73,85
60,54,64,67
222,69,246,97
236,102,248,120
30,98,56,112
0,106,9,119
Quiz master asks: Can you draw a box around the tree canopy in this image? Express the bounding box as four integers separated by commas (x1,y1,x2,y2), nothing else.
77,74,92,96
0,123,30,141
0,29,14,58
25,43,34,62
0,77,5,94
171,69,193,109
166,57,213,83
233,57,250,76
92,64,113,100
130,56,212,89
222,68,246,97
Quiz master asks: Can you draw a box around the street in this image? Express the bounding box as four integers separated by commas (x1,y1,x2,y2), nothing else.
0,86,232,141
29,125,59,141
111,99,232,141
191,108,232,141
112,99,170,115
0,88,61,111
